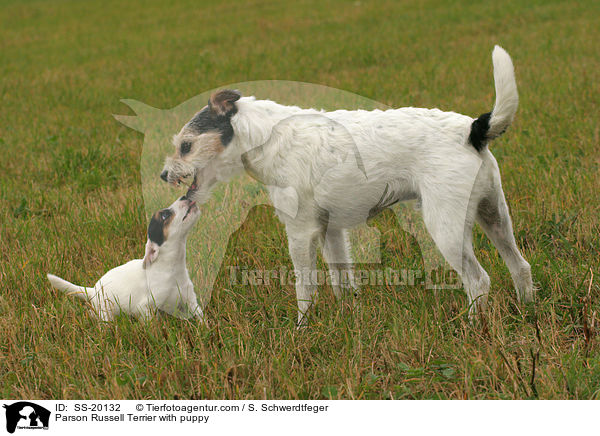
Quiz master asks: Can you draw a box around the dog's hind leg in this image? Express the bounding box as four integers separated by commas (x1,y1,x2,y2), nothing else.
286,225,320,327
92,307,114,322
135,303,156,322
476,189,533,303
421,193,490,317
322,228,359,299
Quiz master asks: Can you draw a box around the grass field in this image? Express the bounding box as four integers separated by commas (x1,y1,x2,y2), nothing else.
1,0,599,399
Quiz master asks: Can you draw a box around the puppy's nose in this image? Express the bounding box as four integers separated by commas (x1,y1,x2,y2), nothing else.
179,195,187,201
160,170,168,182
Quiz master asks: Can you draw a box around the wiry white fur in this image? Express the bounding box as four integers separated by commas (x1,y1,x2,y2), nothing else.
47,198,203,321
171,46,533,325
488,45,519,139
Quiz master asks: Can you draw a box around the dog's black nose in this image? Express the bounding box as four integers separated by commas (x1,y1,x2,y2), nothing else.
179,195,187,201
160,170,168,182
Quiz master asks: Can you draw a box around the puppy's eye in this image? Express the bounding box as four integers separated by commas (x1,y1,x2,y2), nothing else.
180,141,192,155
160,211,169,220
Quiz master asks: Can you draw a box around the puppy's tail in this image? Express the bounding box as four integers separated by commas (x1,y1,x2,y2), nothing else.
47,273,95,301
469,45,519,151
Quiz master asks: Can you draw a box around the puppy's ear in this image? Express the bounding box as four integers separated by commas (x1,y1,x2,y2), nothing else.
209,89,241,116
142,240,160,269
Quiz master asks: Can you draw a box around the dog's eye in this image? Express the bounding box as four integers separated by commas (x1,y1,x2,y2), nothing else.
160,211,169,220
180,141,192,155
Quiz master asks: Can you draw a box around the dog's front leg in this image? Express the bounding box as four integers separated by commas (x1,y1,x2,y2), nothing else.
286,227,319,328
185,293,205,322
323,228,359,299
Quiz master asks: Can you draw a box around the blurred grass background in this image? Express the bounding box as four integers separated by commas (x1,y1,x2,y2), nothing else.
0,0,599,399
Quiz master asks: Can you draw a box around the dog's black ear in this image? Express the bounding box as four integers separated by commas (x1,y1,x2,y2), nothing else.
209,89,241,116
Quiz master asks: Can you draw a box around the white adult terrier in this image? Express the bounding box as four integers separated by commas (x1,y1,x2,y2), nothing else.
47,197,203,321
160,46,533,325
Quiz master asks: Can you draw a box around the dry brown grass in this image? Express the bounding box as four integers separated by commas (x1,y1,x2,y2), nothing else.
1,0,599,399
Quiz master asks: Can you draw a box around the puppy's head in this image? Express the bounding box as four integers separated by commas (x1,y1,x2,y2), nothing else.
159,89,242,188
142,196,200,268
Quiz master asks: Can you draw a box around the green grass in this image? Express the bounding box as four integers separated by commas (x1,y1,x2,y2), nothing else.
1,0,599,399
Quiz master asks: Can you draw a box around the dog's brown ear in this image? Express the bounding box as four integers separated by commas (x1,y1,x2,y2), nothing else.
142,240,160,269
209,89,241,116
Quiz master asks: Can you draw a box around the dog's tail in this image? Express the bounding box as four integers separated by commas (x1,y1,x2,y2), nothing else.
469,45,518,151
47,273,96,301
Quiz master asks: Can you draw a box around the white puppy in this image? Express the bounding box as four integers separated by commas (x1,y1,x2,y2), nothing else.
47,196,203,321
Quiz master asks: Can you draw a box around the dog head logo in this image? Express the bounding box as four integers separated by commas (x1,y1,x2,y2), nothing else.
115,81,468,306
3,402,50,433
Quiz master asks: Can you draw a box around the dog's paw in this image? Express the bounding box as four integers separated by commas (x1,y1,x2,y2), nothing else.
517,284,537,304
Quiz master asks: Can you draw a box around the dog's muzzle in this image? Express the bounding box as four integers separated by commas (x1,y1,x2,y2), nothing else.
182,198,198,221
160,170,169,182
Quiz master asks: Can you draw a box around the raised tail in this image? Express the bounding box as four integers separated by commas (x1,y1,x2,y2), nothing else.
47,273,95,300
469,45,519,151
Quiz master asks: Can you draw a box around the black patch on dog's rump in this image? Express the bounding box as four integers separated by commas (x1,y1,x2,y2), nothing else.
469,112,491,152
187,106,235,146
